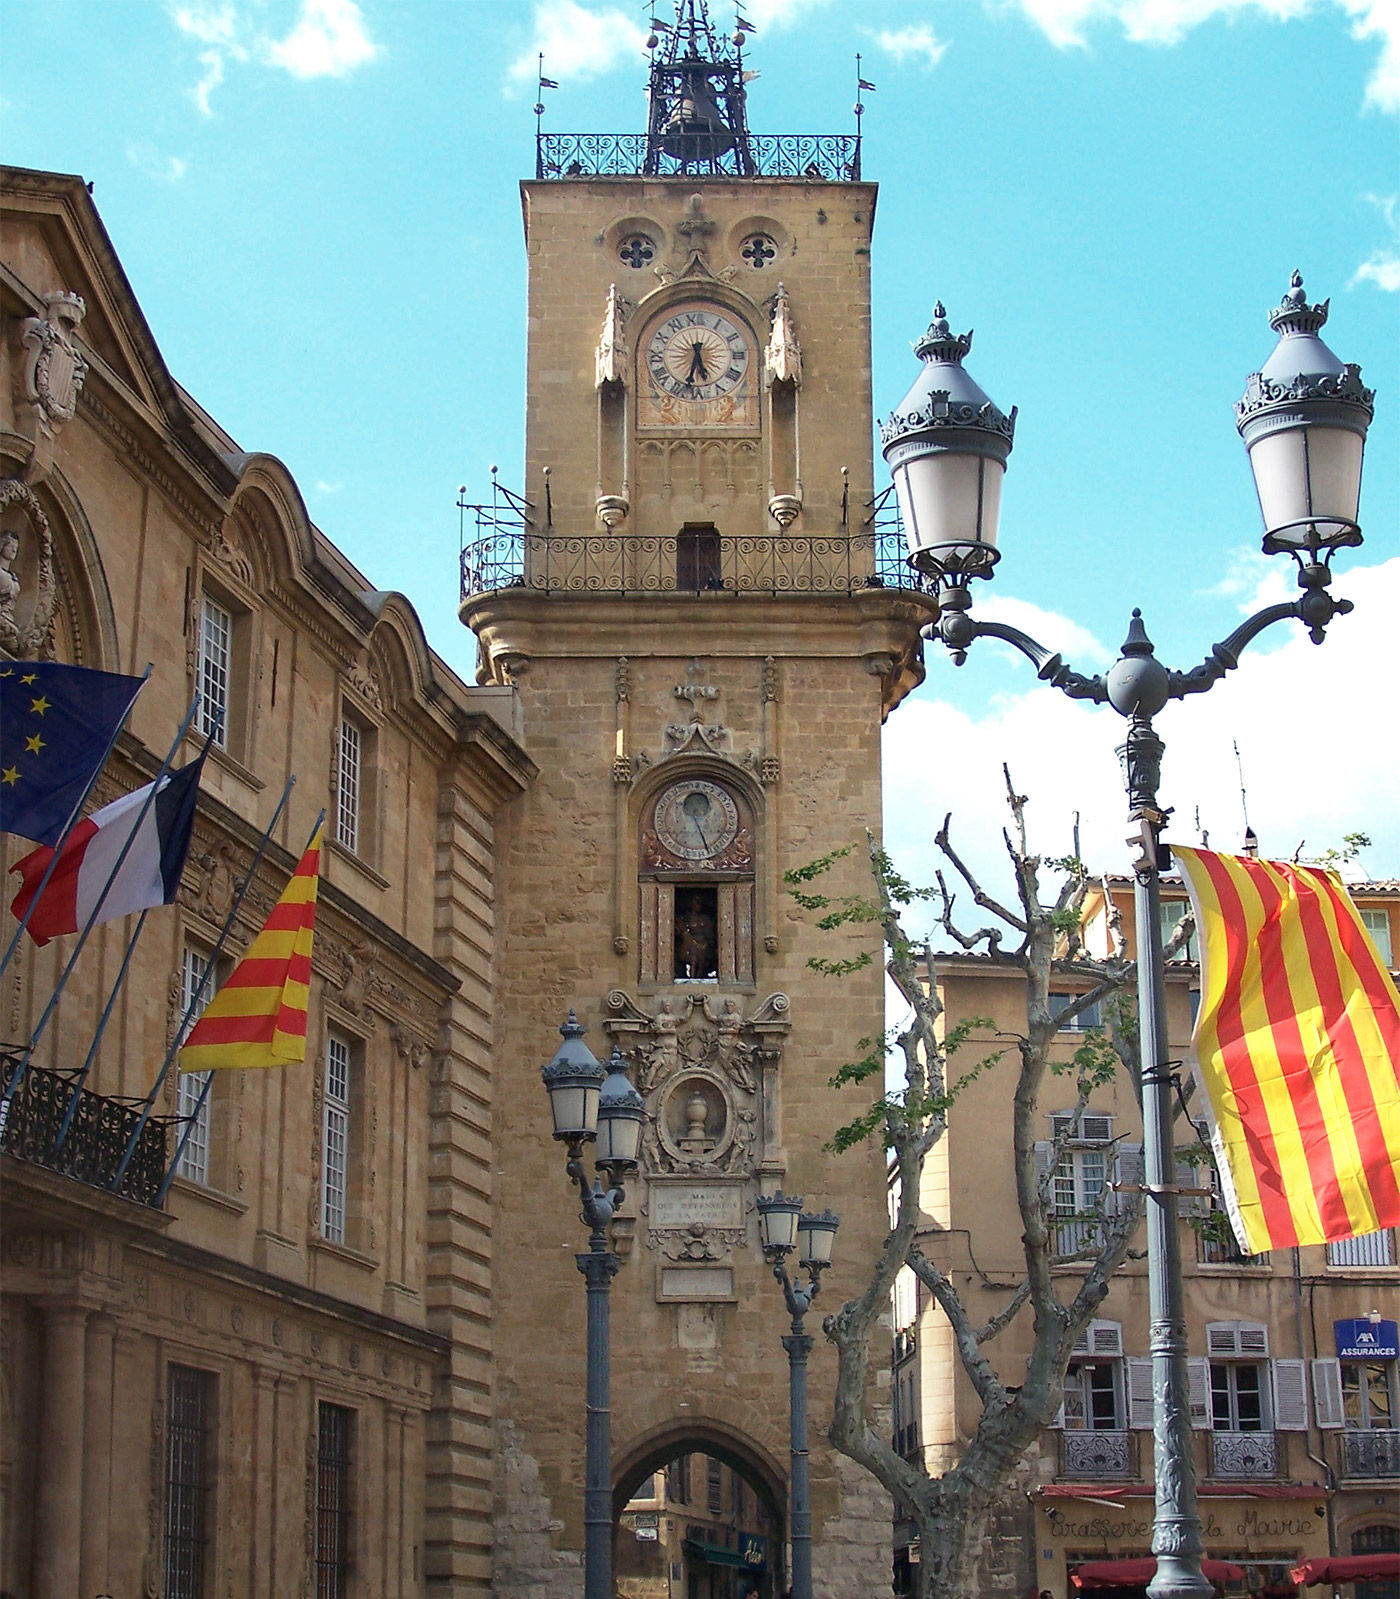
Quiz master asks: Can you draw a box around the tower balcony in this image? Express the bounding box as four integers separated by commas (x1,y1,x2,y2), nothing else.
536,131,861,183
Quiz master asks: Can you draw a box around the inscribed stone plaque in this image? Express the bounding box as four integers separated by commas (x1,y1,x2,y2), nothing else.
650,1183,744,1230
659,1266,735,1302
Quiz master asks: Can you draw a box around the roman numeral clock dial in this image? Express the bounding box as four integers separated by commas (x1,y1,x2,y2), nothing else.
642,305,755,428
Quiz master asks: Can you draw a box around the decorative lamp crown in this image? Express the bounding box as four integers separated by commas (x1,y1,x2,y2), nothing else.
595,1046,645,1169
1236,271,1373,557
540,1009,607,1143
880,300,1017,585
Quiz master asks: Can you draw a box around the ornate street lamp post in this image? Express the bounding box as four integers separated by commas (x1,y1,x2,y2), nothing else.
757,1192,840,1599
541,1014,645,1599
881,274,1373,1599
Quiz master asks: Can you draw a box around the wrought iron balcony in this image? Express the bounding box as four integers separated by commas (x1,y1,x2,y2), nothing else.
1,1054,169,1208
460,526,931,602
1209,1429,1278,1479
1341,1429,1400,1480
536,131,861,182
1059,1430,1138,1480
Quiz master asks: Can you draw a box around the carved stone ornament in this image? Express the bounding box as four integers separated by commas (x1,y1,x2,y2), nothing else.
595,283,629,388
764,282,802,388
19,292,89,483
189,839,240,924
345,651,384,710
664,717,731,755
0,479,58,658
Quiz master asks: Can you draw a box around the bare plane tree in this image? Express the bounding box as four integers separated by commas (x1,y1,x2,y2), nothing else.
786,771,1194,1599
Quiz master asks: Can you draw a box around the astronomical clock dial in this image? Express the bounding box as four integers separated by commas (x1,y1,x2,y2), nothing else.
653,780,740,862
640,305,757,428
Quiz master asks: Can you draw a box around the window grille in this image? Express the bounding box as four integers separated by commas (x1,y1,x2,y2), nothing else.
176,945,213,1184
322,1034,351,1244
336,719,361,854
1328,1229,1396,1268
197,596,232,748
163,1365,212,1598
315,1403,353,1599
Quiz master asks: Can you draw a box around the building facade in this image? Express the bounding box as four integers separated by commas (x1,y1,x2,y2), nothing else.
892,875,1400,1597
1,165,534,1596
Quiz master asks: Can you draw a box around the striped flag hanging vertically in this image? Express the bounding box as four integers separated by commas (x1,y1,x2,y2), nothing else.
1174,847,1400,1256
177,824,322,1072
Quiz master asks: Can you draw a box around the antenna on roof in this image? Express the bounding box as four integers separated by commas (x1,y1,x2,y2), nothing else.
1233,739,1256,855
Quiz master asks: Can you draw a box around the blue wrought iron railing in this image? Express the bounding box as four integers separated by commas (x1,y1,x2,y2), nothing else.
536,131,861,182
1,1051,169,1208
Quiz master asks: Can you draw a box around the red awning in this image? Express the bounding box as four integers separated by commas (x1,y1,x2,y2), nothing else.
1291,1555,1400,1587
1072,1558,1248,1590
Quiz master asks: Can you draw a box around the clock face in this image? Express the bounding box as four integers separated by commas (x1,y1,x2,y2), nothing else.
639,306,757,429
653,780,740,862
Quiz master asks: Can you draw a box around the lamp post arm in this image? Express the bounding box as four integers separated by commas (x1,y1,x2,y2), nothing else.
932,599,1110,700
1168,588,1352,700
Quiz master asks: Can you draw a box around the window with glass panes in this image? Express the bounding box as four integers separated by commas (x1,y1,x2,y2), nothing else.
1210,1361,1266,1431
1360,907,1393,967
1342,1359,1397,1429
197,595,232,748
1063,1361,1121,1429
1159,898,1198,960
322,1034,351,1244
163,1364,213,1599
1052,1141,1109,1254
315,1402,353,1599
336,719,361,853
176,945,213,1184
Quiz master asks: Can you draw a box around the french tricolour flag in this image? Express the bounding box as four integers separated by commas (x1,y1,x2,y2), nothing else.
9,760,203,947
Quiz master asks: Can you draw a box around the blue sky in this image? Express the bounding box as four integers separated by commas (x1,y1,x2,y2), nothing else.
6,0,1397,899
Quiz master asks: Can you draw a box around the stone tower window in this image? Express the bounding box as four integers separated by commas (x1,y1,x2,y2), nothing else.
741,233,777,267
677,524,722,591
619,234,655,269
640,776,755,986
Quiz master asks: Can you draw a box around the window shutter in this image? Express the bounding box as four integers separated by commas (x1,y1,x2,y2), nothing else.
1054,1397,1066,1429
1175,1156,1211,1220
1187,1358,1211,1428
1033,1140,1054,1196
1238,1322,1270,1357
1311,1358,1345,1429
1108,1144,1143,1217
1271,1359,1309,1430
1090,1320,1124,1358
1126,1357,1154,1429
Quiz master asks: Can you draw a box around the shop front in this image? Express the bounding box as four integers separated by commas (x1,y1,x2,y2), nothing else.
1033,1485,1332,1599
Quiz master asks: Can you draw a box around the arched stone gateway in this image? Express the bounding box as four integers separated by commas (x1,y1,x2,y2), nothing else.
614,1421,789,1598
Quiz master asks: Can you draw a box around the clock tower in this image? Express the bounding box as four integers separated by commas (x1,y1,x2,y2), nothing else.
458,7,934,1593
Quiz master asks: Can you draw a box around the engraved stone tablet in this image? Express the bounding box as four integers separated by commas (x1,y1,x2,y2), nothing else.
650,1183,744,1230
659,1266,735,1301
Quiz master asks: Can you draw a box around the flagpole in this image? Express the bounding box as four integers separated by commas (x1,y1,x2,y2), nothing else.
0,663,152,982
2,696,201,1116
110,780,298,1194
153,807,323,1205
50,713,226,1152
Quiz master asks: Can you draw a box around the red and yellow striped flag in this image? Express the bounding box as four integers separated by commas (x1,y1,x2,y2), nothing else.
178,825,322,1071
1174,847,1400,1255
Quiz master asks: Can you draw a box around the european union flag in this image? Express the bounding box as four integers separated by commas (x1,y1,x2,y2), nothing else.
0,661,147,845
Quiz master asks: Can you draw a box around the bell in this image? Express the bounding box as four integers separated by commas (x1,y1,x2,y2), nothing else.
660,72,735,160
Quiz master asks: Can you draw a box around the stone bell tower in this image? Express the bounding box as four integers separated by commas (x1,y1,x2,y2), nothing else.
459,7,935,1592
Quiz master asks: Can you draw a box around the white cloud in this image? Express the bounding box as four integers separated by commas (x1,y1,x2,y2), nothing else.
126,143,189,182
883,557,1400,930
1201,545,1294,614
262,0,378,79
314,479,343,495
1004,0,1397,113
169,0,377,113
507,1,648,87
1352,193,1400,291
874,23,950,68
977,594,1113,667
745,0,835,26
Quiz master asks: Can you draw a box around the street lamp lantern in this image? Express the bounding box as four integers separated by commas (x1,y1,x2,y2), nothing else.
797,1209,840,1269
595,1045,645,1168
541,1008,607,1142
1236,272,1374,557
757,1189,804,1253
879,302,1017,585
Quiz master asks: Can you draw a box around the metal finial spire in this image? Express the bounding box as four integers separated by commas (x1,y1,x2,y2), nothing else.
645,0,756,175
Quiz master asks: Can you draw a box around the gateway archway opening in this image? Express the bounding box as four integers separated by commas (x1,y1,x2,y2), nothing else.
614,1426,786,1599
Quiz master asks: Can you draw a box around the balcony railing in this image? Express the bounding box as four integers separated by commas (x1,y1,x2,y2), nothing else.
536,131,861,182
1342,1429,1400,1480
460,526,932,602
1059,1430,1137,1480
1209,1430,1278,1479
1,1055,169,1208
